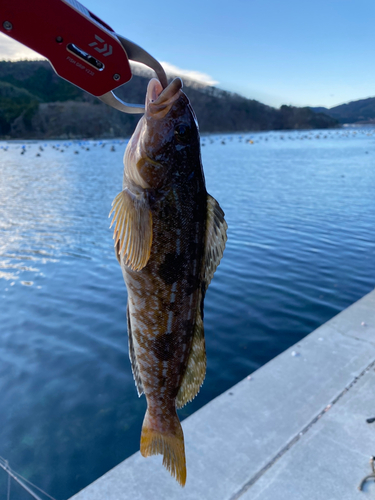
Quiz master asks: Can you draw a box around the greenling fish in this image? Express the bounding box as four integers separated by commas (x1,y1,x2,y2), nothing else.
109,77,227,486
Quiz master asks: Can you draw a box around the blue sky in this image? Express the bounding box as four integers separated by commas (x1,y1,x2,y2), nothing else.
1,0,375,108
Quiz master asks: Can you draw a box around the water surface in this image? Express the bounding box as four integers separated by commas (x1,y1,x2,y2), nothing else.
0,129,374,499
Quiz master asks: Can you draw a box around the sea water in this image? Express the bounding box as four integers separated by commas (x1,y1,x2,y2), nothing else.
0,128,374,499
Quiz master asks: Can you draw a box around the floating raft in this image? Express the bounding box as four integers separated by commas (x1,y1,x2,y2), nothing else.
70,289,375,500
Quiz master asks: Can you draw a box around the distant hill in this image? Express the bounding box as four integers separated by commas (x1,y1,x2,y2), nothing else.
0,60,338,139
311,97,375,124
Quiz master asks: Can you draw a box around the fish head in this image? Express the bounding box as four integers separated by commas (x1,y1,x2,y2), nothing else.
123,77,202,191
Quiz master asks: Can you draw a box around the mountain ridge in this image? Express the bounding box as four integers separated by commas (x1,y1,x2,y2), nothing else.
311,96,375,124
0,60,338,138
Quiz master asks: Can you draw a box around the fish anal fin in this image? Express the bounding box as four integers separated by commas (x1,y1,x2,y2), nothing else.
203,194,227,289
140,409,186,487
176,305,206,409
127,303,144,396
109,187,153,271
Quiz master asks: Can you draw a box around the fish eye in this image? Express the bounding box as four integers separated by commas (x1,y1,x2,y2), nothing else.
174,124,191,143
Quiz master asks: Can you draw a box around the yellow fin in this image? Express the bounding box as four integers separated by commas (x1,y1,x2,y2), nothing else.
140,410,186,487
203,194,227,289
176,306,206,409
109,188,152,271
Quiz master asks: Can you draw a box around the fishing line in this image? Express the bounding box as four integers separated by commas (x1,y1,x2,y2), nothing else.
6,460,10,500
0,456,57,500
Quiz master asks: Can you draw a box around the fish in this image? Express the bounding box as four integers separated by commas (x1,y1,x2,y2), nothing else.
109,77,227,486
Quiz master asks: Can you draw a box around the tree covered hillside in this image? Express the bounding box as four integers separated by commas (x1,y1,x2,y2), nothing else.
0,60,338,138
312,97,375,124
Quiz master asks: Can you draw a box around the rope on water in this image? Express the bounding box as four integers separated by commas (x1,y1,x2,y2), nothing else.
0,456,58,500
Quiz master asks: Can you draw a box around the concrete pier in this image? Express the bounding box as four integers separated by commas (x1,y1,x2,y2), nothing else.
70,289,375,500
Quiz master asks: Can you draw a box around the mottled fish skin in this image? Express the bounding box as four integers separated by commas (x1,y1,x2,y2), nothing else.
109,77,227,486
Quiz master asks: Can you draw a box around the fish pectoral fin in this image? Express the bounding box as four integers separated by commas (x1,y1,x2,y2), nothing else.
176,305,206,408
109,188,152,271
203,194,228,290
127,303,144,396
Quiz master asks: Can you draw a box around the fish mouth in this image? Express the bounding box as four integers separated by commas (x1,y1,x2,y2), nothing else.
146,77,183,118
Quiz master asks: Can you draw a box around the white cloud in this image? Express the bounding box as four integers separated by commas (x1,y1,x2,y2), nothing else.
0,32,45,61
159,62,219,87
130,60,218,87
0,34,218,88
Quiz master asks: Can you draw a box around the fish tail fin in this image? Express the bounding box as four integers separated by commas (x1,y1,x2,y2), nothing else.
140,409,186,487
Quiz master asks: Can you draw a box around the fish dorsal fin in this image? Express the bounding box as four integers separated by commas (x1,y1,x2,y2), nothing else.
203,194,228,290
127,303,144,396
176,302,206,409
109,188,152,271
176,195,226,408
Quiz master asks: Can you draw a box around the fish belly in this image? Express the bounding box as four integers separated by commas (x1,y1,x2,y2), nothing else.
124,236,202,409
